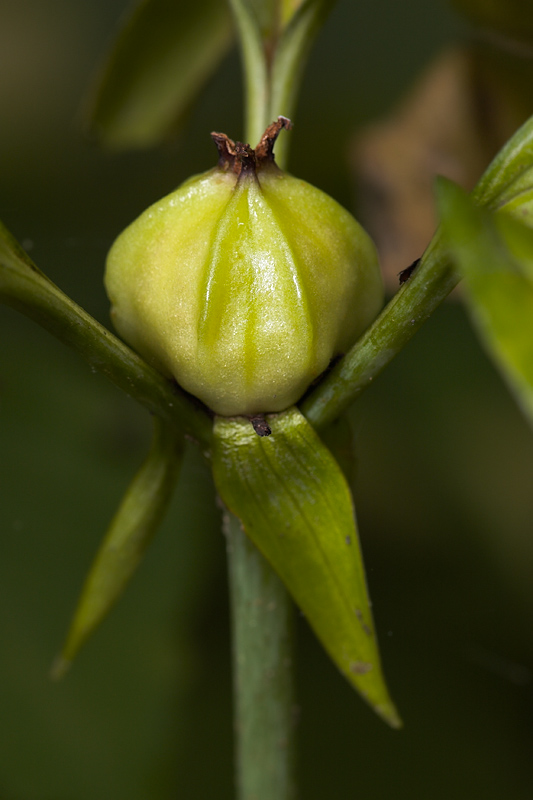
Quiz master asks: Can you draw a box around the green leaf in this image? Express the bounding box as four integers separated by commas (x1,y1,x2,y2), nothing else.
472,113,533,214
437,177,533,426
213,407,401,727
86,0,234,149
52,417,184,676
0,219,213,446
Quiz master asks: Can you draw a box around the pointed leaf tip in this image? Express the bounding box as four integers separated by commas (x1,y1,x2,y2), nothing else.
213,406,400,727
57,418,183,668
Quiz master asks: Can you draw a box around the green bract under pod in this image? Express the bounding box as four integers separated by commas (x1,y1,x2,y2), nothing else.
105,118,383,416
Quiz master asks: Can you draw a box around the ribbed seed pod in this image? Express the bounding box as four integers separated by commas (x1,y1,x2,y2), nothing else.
105,118,383,416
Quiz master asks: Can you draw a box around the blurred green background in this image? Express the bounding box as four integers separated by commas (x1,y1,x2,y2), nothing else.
1,0,533,797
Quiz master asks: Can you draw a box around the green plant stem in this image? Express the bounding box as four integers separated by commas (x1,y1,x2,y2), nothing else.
229,0,270,144
301,235,459,429
225,511,297,800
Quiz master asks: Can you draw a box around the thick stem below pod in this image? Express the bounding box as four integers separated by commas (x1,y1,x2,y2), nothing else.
225,511,297,800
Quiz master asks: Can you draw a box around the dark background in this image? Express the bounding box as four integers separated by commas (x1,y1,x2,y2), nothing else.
1,1,533,797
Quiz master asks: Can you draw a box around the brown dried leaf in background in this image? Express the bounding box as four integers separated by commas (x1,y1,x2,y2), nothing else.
352,46,530,290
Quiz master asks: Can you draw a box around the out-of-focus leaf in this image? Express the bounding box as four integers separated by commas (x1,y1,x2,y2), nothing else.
52,417,184,676
213,407,400,727
86,0,234,149
473,113,533,213
438,178,533,426
452,0,533,46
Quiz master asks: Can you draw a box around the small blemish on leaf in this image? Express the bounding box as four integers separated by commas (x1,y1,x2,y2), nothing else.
355,608,372,636
350,661,373,675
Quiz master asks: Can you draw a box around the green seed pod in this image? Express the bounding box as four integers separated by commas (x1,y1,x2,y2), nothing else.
105,118,383,416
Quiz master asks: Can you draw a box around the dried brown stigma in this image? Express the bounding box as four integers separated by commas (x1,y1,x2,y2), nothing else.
211,117,292,178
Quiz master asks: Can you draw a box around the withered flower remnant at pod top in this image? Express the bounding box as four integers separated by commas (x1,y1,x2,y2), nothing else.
105,117,383,416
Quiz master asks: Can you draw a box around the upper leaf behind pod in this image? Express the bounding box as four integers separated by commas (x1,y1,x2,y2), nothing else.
86,0,234,149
